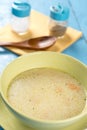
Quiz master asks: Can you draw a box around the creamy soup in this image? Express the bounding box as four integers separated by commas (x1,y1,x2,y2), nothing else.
7,68,86,120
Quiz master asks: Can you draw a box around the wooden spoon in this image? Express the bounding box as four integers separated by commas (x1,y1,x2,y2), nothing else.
0,36,57,50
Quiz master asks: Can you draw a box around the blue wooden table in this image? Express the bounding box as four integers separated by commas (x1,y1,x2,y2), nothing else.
0,0,87,129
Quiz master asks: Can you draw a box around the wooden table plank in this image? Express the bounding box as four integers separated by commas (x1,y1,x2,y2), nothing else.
69,0,87,42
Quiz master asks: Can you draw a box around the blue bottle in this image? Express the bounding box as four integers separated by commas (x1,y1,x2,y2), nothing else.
11,0,31,34
49,3,70,37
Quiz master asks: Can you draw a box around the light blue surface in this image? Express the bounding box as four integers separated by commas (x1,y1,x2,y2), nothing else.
0,0,87,74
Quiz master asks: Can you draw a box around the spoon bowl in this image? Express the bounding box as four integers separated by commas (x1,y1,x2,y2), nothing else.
0,36,57,50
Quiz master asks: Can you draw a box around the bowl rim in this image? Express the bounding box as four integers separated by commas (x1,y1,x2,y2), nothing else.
0,51,87,124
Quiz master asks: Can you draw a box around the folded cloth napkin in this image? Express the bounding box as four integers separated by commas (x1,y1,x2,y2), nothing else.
0,10,82,55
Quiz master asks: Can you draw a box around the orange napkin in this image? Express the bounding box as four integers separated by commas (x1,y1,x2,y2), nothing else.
0,10,82,55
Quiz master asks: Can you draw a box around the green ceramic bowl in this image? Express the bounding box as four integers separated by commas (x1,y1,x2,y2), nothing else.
0,51,87,130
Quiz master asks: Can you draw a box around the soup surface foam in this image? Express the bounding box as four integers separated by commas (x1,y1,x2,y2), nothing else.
7,68,86,120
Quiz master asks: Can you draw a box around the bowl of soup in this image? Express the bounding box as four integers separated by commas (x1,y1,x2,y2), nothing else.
0,51,87,130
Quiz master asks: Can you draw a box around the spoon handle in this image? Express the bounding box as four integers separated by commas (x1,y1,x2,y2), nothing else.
0,36,57,50
0,41,44,50
0,41,30,48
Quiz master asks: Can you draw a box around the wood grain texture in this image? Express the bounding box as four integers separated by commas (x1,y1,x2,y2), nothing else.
69,0,87,42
